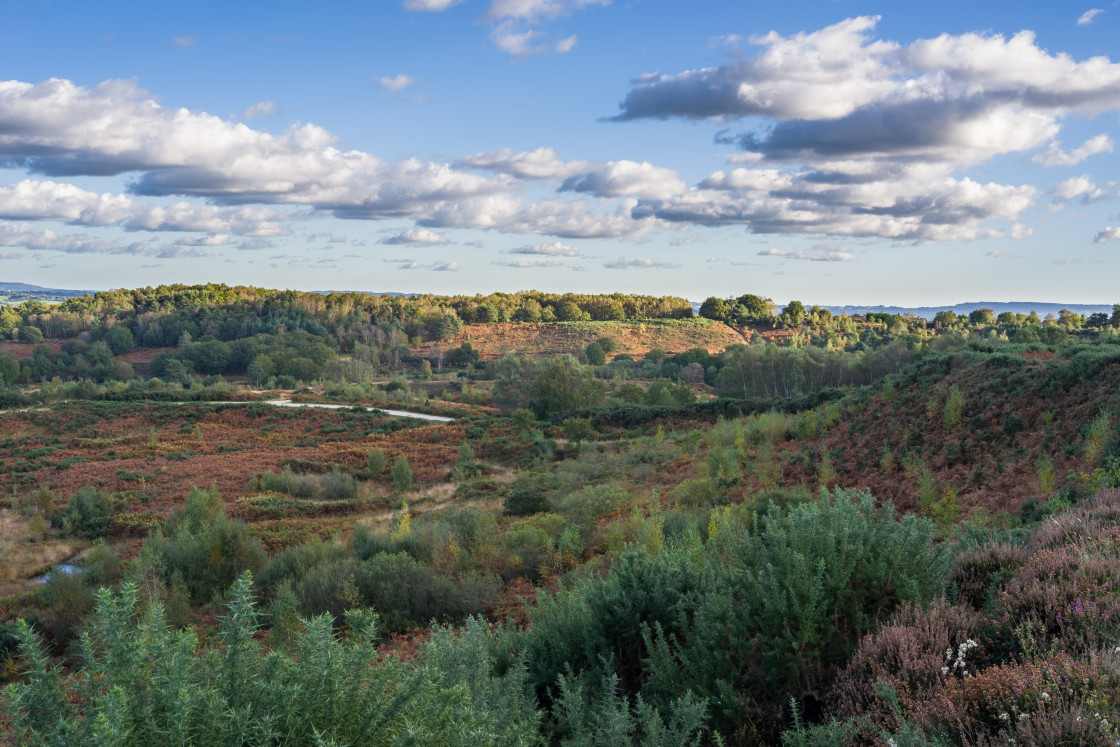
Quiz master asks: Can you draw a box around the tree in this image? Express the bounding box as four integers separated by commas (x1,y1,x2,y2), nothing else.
584,342,606,366
933,310,959,328
562,417,596,443
164,358,193,385
246,358,269,387
596,336,617,353
780,300,806,326
1086,312,1110,328
446,342,479,368
18,325,43,343
0,351,18,386
491,352,536,411
529,355,606,419
736,293,776,320
682,361,705,384
698,297,732,322
105,325,135,355
968,308,994,326
554,300,590,322
392,457,413,492
366,449,388,475
1057,308,1084,328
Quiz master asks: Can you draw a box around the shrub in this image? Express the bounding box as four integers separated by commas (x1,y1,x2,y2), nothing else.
145,487,267,604
320,469,358,501
947,541,1028,613
363,448,388,476
559,484,634,532
913,650,1120,743
666,478,718,508
498,526,555,581
942,385,965,428
351,524,430,563
51,487,115,538
505,487,551,517
644,489,949,738
356,552,499,631
256,540,350,597
514,544,707,703
294,558,363,620
392,456,413,492
829,601,986,733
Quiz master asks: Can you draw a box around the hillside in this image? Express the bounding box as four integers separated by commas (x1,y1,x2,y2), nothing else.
451,318,745,360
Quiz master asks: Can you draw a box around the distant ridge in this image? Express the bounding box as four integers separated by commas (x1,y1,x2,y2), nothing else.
820,302,1115,321
0,282,97,299
690,300,1115,320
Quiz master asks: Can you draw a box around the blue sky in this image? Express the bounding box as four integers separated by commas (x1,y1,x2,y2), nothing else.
2,0,1120,306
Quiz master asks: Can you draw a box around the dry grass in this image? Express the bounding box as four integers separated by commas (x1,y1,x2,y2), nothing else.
0,509,84,595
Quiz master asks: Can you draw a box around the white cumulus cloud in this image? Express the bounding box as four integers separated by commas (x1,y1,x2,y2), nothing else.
1094,226,1120,242
380,227,449,245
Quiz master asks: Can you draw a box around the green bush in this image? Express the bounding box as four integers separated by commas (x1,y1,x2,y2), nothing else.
513,545,706,703
256,539,350,597
320,468,358,501
355,552,499,632
145,487,267,604
644,489,949,737
51,487,115,539
351,524,430,563
365,448,389,475
498,526,555,581
505,487,551,516
392,456,414,491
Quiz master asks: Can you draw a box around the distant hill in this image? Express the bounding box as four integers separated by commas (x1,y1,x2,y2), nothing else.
690,300,1116,320
0,282,97,295
821,302,1114,320
0,282,98,305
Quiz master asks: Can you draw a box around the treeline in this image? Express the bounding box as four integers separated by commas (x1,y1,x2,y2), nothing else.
700,292,1120,338
0,284,692,353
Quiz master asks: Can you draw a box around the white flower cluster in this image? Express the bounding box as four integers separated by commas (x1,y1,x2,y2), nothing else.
941,639,978,677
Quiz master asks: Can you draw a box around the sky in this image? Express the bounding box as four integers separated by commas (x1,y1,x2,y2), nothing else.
1,1,1120,306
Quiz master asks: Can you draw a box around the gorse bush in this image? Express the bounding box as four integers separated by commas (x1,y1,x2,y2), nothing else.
505,489,948,743
644,489,949,739
2,574,545,746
